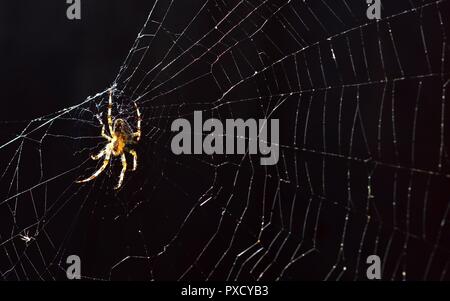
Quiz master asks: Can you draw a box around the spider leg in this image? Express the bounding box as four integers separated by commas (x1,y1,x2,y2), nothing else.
114,153,127,190
96,114,112,140
128,149,138,171
107,90,114,135
91,147,106,160
76,147,111,184
101,127,112,141
133,101,141,141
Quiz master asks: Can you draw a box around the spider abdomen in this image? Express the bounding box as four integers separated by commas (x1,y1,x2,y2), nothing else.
112,118,134,156
112,136,127,156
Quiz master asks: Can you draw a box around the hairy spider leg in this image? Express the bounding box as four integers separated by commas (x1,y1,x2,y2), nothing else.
107,90,114,135
133,101,141,141
128,149,138,171
91,148,106,160
115,153,127,190
96,114,112,140
77,145,112,183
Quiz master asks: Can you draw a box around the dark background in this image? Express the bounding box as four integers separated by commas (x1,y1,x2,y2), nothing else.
0,0,153,121
0,0,449,281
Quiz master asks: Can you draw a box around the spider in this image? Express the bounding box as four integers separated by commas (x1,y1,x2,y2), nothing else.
76,90,141,190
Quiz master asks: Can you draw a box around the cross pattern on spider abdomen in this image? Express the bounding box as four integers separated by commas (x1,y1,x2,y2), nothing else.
76,89,141,190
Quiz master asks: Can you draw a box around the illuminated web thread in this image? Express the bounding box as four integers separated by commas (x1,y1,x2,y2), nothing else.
0,0,449,280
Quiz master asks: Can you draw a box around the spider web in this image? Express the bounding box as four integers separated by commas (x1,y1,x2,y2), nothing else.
1,0,450,281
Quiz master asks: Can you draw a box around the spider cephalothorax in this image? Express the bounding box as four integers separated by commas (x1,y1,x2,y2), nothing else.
76,90,141,189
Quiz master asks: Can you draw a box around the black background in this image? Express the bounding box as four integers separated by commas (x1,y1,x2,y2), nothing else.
0,0,449,281
0,0,152,121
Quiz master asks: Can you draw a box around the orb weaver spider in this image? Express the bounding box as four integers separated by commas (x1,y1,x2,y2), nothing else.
76,90,141,190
